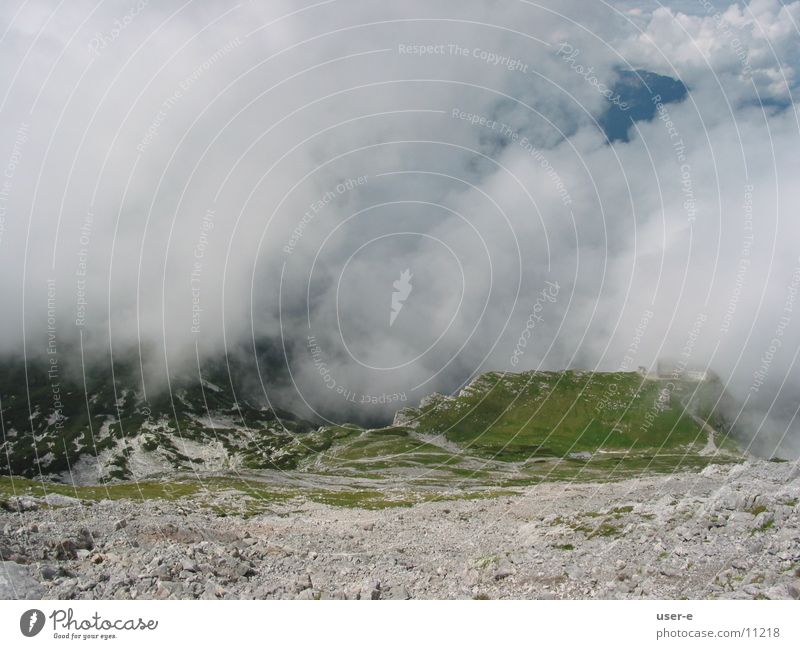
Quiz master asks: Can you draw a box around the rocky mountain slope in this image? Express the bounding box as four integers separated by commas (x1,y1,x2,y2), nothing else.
0,356,339,482
1,460,798,599
2,363,797,600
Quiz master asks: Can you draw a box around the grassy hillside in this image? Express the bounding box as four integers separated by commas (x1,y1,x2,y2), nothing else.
391,370,738,461
1,359,741,486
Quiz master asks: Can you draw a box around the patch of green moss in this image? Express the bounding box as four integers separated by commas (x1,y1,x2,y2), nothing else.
752,518,775,534
475,555,501,569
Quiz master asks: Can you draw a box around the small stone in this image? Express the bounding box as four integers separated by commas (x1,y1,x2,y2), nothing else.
76,529,95,550
492,560,515,580
383,585,411,600
235,562,253,578
293,574,313,593
152,564,170,579
764,585,791,600
39,565,59,580
359,580,381,600
52,539,78,560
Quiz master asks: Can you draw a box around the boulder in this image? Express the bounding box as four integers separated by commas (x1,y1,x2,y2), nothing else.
42,493,80,508
0,561,45,599
4,496,38,512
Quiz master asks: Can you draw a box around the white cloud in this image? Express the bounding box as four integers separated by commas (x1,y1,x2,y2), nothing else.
0,0,798,454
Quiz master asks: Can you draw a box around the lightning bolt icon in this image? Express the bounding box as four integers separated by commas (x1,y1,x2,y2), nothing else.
28,611,38,632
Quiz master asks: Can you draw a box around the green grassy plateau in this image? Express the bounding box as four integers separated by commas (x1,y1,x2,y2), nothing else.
1,362,744,507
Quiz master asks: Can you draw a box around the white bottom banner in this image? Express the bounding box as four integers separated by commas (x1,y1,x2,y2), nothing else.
0,600,796,648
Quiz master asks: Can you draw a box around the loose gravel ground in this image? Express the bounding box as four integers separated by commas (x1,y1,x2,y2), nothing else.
1,460,798,599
